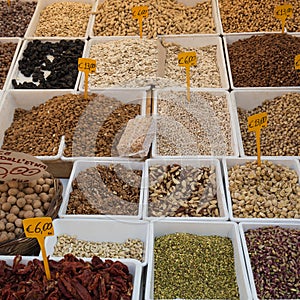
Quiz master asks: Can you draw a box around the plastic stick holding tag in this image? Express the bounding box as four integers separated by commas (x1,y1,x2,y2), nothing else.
295,54,300,70
248,112,267,166
274,4,293,33
132,6,148,38
178,51,197,102
78,58,96,99
23,217,54,280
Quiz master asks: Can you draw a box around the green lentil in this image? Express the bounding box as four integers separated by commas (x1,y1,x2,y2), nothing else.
154,233,239,299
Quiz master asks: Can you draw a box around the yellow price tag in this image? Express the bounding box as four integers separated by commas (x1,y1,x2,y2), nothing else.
178,51,197,102
248,112,268,166
78,58,96,100
274,4,293,33
23,217,54,280
295,54,300,70
7,0,10,6
132,6,148,38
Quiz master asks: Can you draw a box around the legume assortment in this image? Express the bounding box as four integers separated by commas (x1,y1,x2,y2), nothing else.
245,226,300,299
154,233,239,299
238,93,300,156
0,42,17,89
229,160,300,219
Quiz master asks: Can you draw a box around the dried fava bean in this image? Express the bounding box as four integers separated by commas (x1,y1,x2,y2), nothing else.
154,233,239,299
0,254,134,299
156,91,233,156
238,93,300,156
163,41,221,88
0,1,37,37
34,2,92,37
0,42,17,89
67,164,142,216
53,234,144,262
12,39,84,89
148,164,219,217
229,160,300,219
228,34,300,87
219,0,300,33
245,226,300,299
93,0,215,38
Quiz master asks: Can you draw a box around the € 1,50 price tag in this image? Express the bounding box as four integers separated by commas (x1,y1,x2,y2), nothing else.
274,4,293,33
78,58,96,99
132,6,148,38
23,217,54,280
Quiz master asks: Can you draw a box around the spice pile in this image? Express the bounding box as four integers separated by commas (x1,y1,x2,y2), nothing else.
154,233,239,299
0,42,17,89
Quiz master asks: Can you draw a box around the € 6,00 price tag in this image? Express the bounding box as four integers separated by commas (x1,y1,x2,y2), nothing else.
274,4,293,33
23,217,54,280
178,51,197,102
248,112,268,166
132,6,148,38
78,58,96,100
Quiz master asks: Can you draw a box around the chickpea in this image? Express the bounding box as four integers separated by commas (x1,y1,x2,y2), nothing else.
7,181,18,189
16,198,26,208
0,220,5,231
0,183,8,192
8,188,18,196
7,232,15,240
6,213,17,223
7,195,17,205
14,218,23,228
10,205,20,215
23,204,33,211
2,202,11,212
6,222,15,232
23,210,34,219
0,232,8,243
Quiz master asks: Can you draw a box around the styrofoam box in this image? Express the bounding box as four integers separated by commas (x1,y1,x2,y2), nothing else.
151,87,239,158
43,219,150,266
61,88,148,161
231,89,300,159
143,157,229,221
223,33,300,90
159,35,229,89
90,0,221,37
145,220,252,300
223,157,300,223
58,159,145,220
239,222,300,300
0,38,23,91
0,255,142,300
7,38,87,91
24,0,97,39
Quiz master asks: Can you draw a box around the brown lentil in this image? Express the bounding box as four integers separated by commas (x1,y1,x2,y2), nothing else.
34,2,92,37
148,164,219,218
67,163,142,216
154,233,239,299
0,42,17,89
93,0,215,38
0,1,37,37
245,226,300,299
228,33,300,87
219,0,300,33
238,93,300,156
229,160,300,219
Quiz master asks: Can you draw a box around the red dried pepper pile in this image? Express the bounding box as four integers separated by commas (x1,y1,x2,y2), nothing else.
0,254,133,299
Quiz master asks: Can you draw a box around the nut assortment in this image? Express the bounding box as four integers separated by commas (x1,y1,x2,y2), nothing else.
148,164,219,218
154,233,239,299
228,160,300,219
0,172,57,243
245,226,300,299
67,163,142,216
156,91,234,156
238,93,300,156
53,234,144,262
0,42,17,89
93,0,215,38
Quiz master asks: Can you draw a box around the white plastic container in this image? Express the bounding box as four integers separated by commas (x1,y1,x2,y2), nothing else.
58,159,145,220
151,87,239,158
223,157,300,223
44,218,150,266
0,255,142,300
230,89,300,159
25,0,96,39
8,38,87,91
143,157,229,221
239,222,300,300
145,220,252,300
0,38,22,91
223,33,300,90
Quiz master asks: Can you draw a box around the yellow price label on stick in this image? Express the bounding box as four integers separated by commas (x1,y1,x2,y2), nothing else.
78,58,96,100
132,6,148,38
295,54,300,70
178,51,197,102
23,217,54,280
274,4,293,33
248,112,268,166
